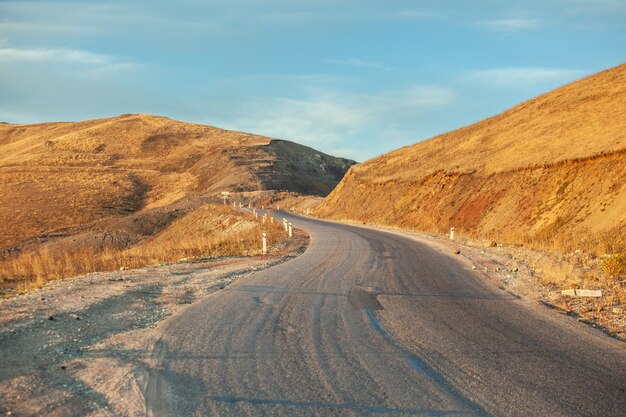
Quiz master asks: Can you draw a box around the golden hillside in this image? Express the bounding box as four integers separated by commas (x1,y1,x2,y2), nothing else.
317,63,626,254
0,114,352,292
0,114,353,250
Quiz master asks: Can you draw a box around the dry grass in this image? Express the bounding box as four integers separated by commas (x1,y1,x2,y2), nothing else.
0,113,351,294
0,204,288,293
0,113,351,249
317,63,626,291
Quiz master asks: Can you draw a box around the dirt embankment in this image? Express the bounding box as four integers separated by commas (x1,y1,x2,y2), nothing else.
0,231,308,417
318,148,626,254
316,63,626,304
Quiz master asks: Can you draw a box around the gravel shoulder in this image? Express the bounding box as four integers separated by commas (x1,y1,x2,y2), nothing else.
0,234,308,417
310,217,626,342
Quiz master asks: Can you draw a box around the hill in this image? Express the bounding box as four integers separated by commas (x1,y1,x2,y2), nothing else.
0,114,353,291
316,63,626,255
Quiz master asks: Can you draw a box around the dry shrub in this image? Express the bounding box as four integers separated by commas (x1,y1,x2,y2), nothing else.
601,253,626,278
0,204,289,293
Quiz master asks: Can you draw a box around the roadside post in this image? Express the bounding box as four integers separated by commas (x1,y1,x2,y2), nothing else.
283,218,288,232
262,233,267,255
288,222,293,238
262,214,266,224
449,227,455,241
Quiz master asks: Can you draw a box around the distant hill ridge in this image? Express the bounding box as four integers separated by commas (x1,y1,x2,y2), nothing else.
0,114,354,250
316,63,626,254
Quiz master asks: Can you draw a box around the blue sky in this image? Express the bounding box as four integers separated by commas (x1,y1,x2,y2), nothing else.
1,0,625,161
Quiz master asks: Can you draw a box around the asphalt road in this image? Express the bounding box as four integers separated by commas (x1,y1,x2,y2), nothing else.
146,212,626,417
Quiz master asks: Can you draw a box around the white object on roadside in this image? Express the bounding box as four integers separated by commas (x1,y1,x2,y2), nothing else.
561,289,602,297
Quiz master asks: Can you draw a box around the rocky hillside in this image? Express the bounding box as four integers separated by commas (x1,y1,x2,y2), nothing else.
316,63,626,254
0,114,353,255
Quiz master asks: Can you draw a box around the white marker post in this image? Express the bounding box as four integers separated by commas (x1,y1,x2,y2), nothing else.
449,227,455,241
254,209,258,219
283,218,288,232
306,208,309,215
288,222,293,238
262,233,267,255
270,216,274,224
262,214,266,224
277,205,280,210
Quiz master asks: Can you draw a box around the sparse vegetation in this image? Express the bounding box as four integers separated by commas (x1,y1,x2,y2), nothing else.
316,63,626,294
0,114,350,295
0,204,288,293
601,253,626,278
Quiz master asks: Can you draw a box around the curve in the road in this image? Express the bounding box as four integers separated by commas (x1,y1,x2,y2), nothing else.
144,212,626,417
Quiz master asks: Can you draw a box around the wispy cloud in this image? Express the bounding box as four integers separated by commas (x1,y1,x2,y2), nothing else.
0,47,137,72
463,67,589,88
216,85,456,160
568,0,626,14
324,58,392,71
476,18,541,32
0,47,110,64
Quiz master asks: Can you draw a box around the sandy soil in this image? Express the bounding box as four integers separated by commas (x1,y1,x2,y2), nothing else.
0,234,308,417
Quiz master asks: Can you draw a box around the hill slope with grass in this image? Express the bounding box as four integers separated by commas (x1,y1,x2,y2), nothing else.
316,63,626,255
0,114,352,292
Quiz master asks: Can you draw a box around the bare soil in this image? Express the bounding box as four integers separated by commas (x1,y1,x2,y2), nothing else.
0,233,308,417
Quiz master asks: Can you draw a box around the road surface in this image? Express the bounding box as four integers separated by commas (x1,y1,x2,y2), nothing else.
144,212,626,416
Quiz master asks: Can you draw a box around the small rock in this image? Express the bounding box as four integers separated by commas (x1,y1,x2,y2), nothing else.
119,266,126,271
490,241,497,247
48,316,55,321
60,365,67,370
512,267,519,273
472,266,477,270
454,250,461,255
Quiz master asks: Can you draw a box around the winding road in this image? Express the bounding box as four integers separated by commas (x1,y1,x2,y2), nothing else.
146,212,626,416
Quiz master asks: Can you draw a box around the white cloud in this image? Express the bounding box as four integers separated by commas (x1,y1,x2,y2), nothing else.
464,67,589,88
476,18,541,32
0,47,111,64
217,85,456,159
0,47,138,73
324,58,393,71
